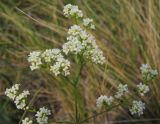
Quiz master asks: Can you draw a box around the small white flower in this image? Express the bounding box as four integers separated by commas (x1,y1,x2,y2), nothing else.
115,84,128,99
50,57,70,76
140,64,158,81
68,25,83,36
96,95,114,108
41,49,61,63
14,90,30,110
140,64,151,73
35,107,51,124
137,83,149,96
63,4,72,17
89,48,106,65
129,100,145,116
63,4,83,18
62,39,83,55
83,18,95,29
63,25,105,65
28,51,42,70
28,49,70,76
150,69,158,76
62,25,86,55
5,84,30,110
22,117,33,124
5,84,20,100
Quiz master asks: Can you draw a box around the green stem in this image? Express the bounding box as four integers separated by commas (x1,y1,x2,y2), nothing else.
74,85,79,123
73,55,84,124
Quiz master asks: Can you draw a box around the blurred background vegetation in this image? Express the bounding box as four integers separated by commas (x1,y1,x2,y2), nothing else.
0,0,160,123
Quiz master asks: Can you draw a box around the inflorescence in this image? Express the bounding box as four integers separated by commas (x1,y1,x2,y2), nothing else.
5,84,29,110
28,4,106,76
115,84,128,99
129,100,145,116
96,95,114,108
28,49,70,76
5,84,51,124
63,4,83,18
96,63,158,116
137,82,149,96
140,64,158,82
22,117,33,124
35,107,51,124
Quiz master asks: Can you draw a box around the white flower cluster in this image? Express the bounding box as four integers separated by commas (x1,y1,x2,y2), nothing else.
63,4,83,18
115,84,128,99
62,25,105,64
83,18,95,29
14,90,30,110
137,83,149,96
50,57,70,76
5,84,29,110
22,117,33,124
5,84,52,123
62,4,105,65
62,25,94,55
28,49,70,76
129,100,145,116
140,64,158,81
41,49,61,63
35,107,51,124
28,51,42,71
96,95,114,108
5,84,20,100
84,48,105,65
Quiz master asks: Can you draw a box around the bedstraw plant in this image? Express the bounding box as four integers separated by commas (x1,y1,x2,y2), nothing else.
4,4,159,124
